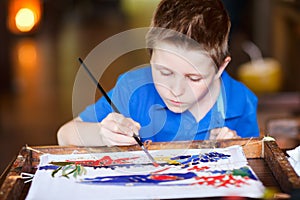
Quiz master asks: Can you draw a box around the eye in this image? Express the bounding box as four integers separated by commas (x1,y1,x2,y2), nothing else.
151,64,173,76
160,69,173,76
187,75,202,82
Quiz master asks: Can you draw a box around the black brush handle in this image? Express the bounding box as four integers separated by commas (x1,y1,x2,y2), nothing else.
78,58,145,148
78,58,120,113
133,134,144,147
78,58,158,166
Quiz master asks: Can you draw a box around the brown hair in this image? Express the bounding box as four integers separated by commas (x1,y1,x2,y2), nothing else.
146,0,231,67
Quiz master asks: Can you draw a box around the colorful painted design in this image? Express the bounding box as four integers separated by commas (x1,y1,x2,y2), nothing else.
170,152,231,164
80,172,197,185
39,153,256,187
26,147,266,199
40,151,232,178
78,166,257,187
39,156,141,178
194,174,248,187
66,156,139,166
162,152,231,166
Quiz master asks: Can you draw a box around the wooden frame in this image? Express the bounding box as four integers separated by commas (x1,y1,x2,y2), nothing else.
1,139,299,199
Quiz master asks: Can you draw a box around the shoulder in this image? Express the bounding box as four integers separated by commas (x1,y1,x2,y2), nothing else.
221,71,257,116
118,66,152,82
222,71,257,100
112,66,157,99
115,66,152,89
112,66,163,116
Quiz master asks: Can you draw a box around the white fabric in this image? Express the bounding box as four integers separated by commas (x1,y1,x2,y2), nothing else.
26,145,265,200
287,145,300,176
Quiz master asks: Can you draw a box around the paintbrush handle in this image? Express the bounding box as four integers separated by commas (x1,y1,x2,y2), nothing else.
78,58,158,167
78,58,142,145
133,134,144,147
78,58,120,113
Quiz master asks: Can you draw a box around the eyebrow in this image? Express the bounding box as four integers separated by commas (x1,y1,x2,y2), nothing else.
152,64,173,72
185,73,203,77
153,64,204,77
152,64,169,69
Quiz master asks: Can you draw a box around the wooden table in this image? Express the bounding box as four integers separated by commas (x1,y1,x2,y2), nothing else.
1,139,300,200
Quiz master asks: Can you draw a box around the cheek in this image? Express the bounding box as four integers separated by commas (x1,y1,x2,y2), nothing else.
154,82,171,96
188,82,210,99
152,72,172,89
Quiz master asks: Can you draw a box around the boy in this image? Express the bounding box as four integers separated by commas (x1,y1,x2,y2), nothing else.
57,0,259,146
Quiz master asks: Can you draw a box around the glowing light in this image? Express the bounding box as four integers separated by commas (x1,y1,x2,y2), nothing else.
17,39,37,69
7,0,42,34
15,8,35,32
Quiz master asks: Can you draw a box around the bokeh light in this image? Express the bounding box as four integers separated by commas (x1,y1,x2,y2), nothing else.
15,8,35,32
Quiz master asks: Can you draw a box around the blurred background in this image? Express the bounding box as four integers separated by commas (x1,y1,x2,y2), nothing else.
0,0,299,175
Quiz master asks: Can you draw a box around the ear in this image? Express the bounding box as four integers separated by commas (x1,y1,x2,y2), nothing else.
215,56,231,79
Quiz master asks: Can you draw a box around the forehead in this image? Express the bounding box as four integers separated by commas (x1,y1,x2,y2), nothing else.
151,42,216,73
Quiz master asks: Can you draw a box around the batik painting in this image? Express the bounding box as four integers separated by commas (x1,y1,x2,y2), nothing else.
25,145,265,199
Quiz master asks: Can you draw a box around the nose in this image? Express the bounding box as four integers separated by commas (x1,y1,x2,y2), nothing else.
170,77,185,97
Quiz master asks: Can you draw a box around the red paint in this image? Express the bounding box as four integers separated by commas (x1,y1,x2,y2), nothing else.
152,167,171,174
149,174,181,181
188,165,210,171
194,174,248,187
153,162,160,167
66,156,139,166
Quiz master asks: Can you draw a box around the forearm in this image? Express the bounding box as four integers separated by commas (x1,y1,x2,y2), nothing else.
57,117,105,146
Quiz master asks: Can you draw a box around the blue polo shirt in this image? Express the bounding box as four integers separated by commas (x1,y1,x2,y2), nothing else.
79,66,259,142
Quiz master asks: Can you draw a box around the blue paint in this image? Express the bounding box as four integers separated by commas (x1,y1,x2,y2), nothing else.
171,152,231,166
170,155,191,160
181,164,189,169
39,165,60,170
233,167,258,180
80,172,197,185
40,163,170,171
210,169,228,174
209,167,258,181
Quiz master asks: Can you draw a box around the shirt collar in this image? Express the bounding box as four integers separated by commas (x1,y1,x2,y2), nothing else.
220,71,244,119
153,71,244,127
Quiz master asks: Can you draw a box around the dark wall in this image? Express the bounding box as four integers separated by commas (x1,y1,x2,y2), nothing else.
0,0,12,94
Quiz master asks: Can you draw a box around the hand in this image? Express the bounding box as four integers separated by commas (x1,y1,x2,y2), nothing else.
100,112,141,146
209,127,241,140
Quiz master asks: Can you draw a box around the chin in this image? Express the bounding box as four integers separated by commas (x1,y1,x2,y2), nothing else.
166,105,187,113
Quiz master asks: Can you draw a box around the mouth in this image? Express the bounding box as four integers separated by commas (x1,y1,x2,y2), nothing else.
168,99,184,106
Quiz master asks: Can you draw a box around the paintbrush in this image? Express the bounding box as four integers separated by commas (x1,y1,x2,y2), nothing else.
78,58,159,167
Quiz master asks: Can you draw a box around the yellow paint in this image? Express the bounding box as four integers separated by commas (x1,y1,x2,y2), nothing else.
154,156,181,165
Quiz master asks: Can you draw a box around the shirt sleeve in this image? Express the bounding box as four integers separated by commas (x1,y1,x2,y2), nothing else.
79,90,113,122
79,74,131,122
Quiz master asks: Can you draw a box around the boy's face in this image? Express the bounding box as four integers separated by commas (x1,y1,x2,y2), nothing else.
150,44,221,114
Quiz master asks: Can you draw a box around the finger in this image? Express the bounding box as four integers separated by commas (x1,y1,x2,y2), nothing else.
101,126,136,146
209,128,221,140
115,119,138,136
210,127,229,139
114,117,140,136
106,112,124,123
215,127,229,139
102,114,134,136
101,117,119,131
216,127,239,139
127,118,141,133
105,113,141,136
124,118,141,136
